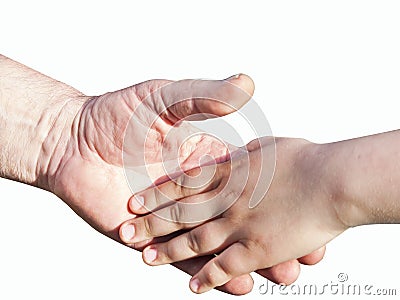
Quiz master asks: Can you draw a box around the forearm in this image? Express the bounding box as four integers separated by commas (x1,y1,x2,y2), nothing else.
0,55,83,188
321,130,400,227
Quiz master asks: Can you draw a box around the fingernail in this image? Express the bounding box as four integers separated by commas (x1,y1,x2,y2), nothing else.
130,195,144,211
226,73,241,80
279,282,287,286
143,247,157,263
190,278,201,293
121,224,135,241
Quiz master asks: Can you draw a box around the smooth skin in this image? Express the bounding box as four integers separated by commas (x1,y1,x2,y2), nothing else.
120,130,400,293
0,55,324,295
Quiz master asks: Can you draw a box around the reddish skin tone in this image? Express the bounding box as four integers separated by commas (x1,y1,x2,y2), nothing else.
0,55,324,295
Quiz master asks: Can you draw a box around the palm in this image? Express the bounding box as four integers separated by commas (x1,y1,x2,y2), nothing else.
50,76,325,293
53,78,244,240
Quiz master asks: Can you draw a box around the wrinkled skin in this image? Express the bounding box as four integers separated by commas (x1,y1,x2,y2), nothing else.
43,76,324,295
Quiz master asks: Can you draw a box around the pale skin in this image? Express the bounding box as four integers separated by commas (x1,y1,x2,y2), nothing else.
0,55,324,295
120,128,400,293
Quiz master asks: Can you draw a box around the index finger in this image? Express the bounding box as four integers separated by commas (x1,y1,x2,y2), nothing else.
129,161,230,214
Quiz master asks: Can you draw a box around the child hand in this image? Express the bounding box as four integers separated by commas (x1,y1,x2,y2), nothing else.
120,137,347,293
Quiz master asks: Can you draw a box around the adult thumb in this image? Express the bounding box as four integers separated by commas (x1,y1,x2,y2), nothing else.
157,74,255,122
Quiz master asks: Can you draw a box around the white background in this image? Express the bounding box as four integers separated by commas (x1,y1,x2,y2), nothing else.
1,1,400,299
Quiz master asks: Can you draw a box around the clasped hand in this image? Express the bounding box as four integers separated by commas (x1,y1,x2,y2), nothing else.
116,75,328,294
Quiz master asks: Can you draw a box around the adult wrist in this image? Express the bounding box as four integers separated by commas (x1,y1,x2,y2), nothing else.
0,53,86,189
35,96,86,191
0,93,85,189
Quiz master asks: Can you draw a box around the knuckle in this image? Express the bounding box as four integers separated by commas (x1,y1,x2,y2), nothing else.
164,243,178,262
202,270,218,287
187,230,203,254
186,225,214,254
142,217,155,237
197,226,214,247
241,236,269,256
202,260,230,287
169,203,184,223
212,259,231,280
153,188,164,208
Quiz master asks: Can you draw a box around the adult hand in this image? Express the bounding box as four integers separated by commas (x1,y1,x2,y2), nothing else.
40,74,259,294
45,76,325,292
0,55,325,294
